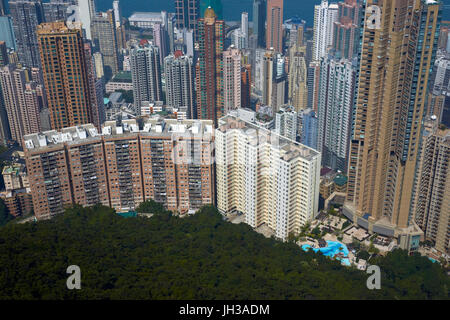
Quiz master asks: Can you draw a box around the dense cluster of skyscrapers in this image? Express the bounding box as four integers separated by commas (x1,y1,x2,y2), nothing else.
0,0,448,254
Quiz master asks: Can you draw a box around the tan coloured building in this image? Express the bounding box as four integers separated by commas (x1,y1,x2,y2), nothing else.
413,118,450,255
37,22,94,131
24,119,215,219
344,0,441,251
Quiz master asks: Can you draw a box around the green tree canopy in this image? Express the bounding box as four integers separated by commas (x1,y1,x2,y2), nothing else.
0,198,13,227
0,205,448,300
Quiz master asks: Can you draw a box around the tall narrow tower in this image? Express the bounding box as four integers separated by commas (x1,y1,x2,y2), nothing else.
164,50,195,119
312,0,339,61
130,40,163,116
9,0,44,67
266,0,283,53
345,0,441,248
37,21,93,130
78,0,96,40
0,65,41,143
253,0,266,48
223,46,242,114
196,7,225,125
91,10,119,81
175,0,200,38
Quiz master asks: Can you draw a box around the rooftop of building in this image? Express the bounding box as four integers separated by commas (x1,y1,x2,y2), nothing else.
36,21,82,35
2,163,26,176
218,114,319,162
320,167,334,177
128,12,163,21
110,71,132,83
24,119,214,151
334,174,348,186
277,105,296,115
0,188,31,198
108,92,123,104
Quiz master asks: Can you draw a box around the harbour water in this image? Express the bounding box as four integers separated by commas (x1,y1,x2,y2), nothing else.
96,0,450,26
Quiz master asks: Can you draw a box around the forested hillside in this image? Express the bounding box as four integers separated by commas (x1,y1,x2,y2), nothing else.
0,204,448,300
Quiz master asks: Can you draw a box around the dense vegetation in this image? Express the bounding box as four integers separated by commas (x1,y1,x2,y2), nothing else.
0,203,448,300
0,198,13,227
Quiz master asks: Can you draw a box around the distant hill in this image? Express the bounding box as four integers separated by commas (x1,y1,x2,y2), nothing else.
0,204,448,300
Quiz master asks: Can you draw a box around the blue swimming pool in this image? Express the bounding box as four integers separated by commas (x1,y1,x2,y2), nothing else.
302,241,351,266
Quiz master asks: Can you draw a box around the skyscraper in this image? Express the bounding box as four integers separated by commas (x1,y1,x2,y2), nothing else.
175,0,200,38
333,0,361,59
241,64,251,108
91,10,120,81
78,0,96,40
37,21,94,130
232,12,249,49
274,105,297,141
0,16,16,50
0,65,41,142
84,43,105,130
0,41,8,67
266,0,283,53
153,22,170,66
164,50,195,118
216,113,321,240
130,40,163,115
112,0,121,28
344,0,441,250
42,0,74,22
299,108,318,150
241,12,249,44
9,0,44,67
0,0,5,15
196,7,224,125
263,50,286,111
253,48,266,94
312,0,338,61
317,56,356,172
252,0,266,48
223,46,242,114
262,48,275,106
307,60,320,112
413,117,449,255
288,51,308,111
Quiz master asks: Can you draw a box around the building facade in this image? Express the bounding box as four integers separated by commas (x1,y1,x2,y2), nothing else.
37,22,94,131
9,0,44,67
196,8,225,125
130,40,163,115
216,114,321,240
91,10,120,81
333,0,361,59
252,0,266,48
24,119,215,219
0,65,41,143
175,0,200,38
266,0,283,53
312,0,338,61
223,46,242,114
164,50,195,119
317,56,356,173
344,0,441,250
413,118,449,255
